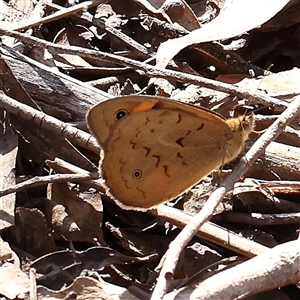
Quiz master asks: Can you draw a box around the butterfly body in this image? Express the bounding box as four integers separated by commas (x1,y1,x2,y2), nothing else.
87,96,254,209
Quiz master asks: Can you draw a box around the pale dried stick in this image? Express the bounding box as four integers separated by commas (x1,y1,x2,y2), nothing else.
0,173,99,198
151,95,300,300
151,205,268,257
12,0,105,31
220,211,300,226
29,268,37,300
45,158,106,193
91,17,149,55
165,239,300,299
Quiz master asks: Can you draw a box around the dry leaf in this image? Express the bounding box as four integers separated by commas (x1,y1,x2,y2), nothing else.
37,276,140,300
156,0,291,68
48,182,105,245
0,262,30,299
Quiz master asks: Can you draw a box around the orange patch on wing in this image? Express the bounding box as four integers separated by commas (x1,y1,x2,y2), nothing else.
132,102,156,112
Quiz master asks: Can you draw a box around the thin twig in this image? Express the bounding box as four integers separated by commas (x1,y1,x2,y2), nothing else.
151,95,300,299
0,28,289,108
151,205,268,257
0,172,99,198
220,211,300,226
91,17,150,55
12,0,105,31
45,158,106,193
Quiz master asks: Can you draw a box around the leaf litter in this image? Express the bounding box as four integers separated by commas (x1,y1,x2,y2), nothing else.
0,0,300,299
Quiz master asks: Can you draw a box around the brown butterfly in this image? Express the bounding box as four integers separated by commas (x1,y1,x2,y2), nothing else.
87,95,254,210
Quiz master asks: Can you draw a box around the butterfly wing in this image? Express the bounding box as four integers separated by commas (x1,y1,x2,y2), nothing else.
101,108,232,208
87,97,158,148
86,95,226,148
87,95,253,209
